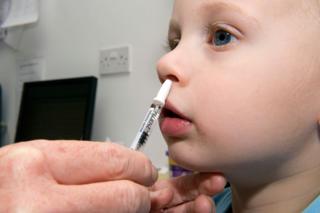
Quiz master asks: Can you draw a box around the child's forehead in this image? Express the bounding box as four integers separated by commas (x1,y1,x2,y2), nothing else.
173,0,316,19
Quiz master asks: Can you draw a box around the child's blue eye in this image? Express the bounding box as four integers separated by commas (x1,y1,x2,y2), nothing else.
213,30,235,46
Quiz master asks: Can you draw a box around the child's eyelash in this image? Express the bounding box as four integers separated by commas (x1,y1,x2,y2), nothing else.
164,24,240,52
165,37,180,51
204,24,229,38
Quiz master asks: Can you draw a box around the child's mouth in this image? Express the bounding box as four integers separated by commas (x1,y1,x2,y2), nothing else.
160,102,192,137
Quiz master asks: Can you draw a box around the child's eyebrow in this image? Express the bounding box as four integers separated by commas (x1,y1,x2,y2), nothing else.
167,1,260,39
201,1,245,14
200,0,260,27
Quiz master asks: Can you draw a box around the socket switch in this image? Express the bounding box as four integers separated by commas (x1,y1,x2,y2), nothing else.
99,45,130,75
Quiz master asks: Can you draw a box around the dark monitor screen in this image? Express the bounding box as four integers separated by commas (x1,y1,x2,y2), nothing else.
15,76,97,142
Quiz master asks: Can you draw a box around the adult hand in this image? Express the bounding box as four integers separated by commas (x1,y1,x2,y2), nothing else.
0,140,158,213
150,173,227,213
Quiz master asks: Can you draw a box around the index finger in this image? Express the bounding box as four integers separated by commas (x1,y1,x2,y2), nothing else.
151,173,226,209
17,140,158,185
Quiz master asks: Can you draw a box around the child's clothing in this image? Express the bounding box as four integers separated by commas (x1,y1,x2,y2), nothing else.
214,188,320,213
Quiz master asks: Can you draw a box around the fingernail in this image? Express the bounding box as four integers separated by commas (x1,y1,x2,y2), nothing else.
152,165,159,181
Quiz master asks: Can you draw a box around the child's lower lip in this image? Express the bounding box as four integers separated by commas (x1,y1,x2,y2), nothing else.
160,117,192,137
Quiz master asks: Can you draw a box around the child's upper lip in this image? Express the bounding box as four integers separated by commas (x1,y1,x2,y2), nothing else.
163,100,192,122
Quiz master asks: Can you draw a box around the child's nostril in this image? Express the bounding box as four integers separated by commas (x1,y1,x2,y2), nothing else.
166,75,179,83
163,108,181,118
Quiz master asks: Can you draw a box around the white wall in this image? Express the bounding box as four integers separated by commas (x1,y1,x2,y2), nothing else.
0,0,173,168
0,43,17,145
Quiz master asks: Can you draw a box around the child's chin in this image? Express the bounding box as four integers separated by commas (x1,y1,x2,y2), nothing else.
168,151,217,172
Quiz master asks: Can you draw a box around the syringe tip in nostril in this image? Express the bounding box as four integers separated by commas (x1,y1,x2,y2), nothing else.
153,79,173,106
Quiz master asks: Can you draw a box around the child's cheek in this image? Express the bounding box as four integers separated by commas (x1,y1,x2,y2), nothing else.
189,54,317,166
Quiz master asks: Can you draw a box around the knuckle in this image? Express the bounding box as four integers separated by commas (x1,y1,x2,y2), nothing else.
0,145,45,177
105,143,124,158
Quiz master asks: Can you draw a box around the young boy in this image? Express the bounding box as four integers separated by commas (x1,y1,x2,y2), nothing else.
156,0,320,212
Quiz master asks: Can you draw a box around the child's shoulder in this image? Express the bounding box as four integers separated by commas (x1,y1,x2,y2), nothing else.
213,187,232,213
303,194,320,213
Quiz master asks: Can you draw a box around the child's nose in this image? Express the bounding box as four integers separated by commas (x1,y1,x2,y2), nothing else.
156,49,189,85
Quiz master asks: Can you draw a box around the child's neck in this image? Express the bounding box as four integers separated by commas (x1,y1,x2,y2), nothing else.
231,166,320,213
228,138,320,213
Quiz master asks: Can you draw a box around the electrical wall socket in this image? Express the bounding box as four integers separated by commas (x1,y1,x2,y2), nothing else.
99,45,130,75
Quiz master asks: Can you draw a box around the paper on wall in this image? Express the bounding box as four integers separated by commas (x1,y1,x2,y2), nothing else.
1,0,38,28
0,0,11,26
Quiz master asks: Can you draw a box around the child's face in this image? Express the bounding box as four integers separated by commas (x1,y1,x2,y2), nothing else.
157,0,320,174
